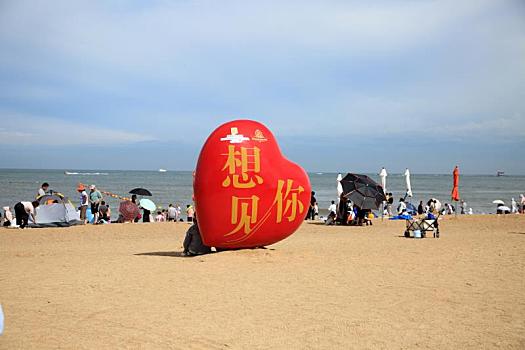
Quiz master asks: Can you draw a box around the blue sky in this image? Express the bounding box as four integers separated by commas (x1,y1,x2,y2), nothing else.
0,0,524,174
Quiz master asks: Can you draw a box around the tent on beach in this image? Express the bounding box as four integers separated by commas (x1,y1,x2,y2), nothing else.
29,194,82,228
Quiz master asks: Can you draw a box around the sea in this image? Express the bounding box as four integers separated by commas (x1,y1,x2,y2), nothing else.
0,169,523,218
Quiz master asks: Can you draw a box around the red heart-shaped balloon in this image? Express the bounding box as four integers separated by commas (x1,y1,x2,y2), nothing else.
194,120,311,248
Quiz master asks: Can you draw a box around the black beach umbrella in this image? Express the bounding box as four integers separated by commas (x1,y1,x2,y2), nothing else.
340,173,386,210
129,188,152,196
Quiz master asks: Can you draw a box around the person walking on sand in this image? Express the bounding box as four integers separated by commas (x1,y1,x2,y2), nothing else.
13,200,39,228
520,194,525,214
89,185,103,224
77,184,89,224
167,204,177,222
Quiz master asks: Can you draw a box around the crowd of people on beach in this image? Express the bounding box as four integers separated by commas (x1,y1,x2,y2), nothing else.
0,182,197,228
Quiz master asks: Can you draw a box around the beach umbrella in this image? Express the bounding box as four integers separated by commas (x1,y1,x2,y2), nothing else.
129,188,152,196
451,166,460,202
404,168,413,198
119,201,139,221
139,198,157,212
337,173,343,200
379,167,387,194
492,200,505,205
340,173,386,210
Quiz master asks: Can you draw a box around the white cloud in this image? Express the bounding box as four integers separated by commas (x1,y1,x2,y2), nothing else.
0,111,155,145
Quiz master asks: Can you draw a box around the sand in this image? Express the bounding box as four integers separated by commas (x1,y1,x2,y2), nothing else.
1,215,524,349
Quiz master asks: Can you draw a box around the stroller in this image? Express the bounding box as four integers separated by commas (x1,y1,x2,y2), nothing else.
404,213,440,238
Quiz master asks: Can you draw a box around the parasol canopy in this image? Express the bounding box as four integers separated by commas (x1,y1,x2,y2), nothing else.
129,188,152,196
139,198,157,212
379,167,387,194
492,200,505,205
404,168,413,197
337,173,343,199
340,173,386,210
119,201,139,221
451,166,460,201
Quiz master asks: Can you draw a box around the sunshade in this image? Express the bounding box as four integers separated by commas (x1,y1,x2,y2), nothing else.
451,166,460,202
336,173,343,199
139,198,157,212
119,201,140,221
340,173,386,210
379,167,387,194
129,188,152,196
404,168,413,197
492,200,505,205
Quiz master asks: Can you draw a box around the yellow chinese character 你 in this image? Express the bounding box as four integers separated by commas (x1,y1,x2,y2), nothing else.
274,179,305,223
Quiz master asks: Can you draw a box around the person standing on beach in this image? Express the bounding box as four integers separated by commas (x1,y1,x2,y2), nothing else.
89,185,103,224
167,204,177,222
460,200,467,214
417,201,424,215
186,204,194,222
37,182,49,198
78,184,89,224
13,200,39,228
387,193,394,216
520,194,525,214
511,198,517,214
306,191,317,220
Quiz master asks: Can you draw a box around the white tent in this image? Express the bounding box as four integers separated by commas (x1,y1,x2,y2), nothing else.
29,195,81,228
404,168,413,197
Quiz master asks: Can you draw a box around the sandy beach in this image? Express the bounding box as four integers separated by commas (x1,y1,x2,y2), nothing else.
1,215,524,349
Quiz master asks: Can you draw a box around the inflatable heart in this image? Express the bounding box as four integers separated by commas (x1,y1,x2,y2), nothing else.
194,120,311,248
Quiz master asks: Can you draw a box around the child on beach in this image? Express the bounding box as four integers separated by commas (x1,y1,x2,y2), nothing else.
186,204,194,222
155,211,165,222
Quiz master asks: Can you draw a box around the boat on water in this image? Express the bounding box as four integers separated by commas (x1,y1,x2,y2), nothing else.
497,171,505,177
158,169,167,173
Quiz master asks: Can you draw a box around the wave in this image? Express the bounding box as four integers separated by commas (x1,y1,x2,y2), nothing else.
64,171,109,175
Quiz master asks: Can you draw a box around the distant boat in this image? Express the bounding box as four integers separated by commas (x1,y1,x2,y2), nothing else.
158,169,167,173
497,171,505,177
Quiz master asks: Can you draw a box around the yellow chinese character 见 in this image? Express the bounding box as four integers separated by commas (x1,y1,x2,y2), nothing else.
225,195,260,237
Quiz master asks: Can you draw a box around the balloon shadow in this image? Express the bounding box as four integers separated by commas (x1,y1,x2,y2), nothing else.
134,251,187,258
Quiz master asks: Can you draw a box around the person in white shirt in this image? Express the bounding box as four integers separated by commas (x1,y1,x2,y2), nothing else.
328,201,337,216
511,198,517,213
397,198,407,215
155,211,166,222
14,200,39,228
167,204,178,222
37,182,49,198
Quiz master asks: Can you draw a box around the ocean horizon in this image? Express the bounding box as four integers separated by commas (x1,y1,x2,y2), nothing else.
1,168,523,217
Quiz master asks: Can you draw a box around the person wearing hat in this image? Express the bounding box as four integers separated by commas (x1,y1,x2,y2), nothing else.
89,185,103,224
77,184,89,224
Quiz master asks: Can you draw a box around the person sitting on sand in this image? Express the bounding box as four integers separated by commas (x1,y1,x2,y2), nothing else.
3,207,13,227
325,211,336,226
397,198,407,215
182,217,211,256
155,211,165,222
14,200,39,228
98,201,110,223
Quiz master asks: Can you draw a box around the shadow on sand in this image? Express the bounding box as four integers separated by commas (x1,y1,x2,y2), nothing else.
135,251,187,258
